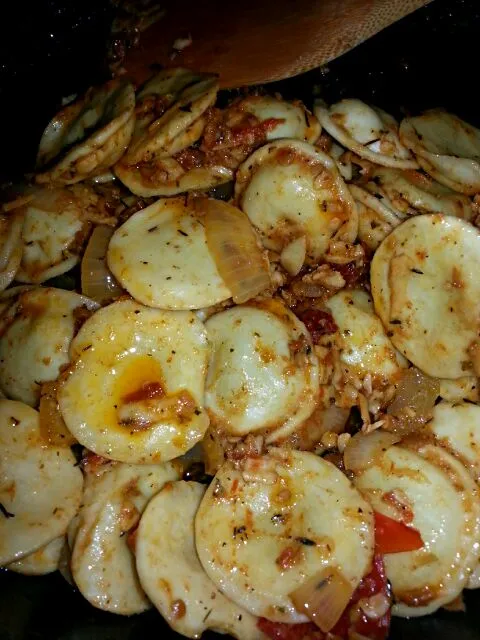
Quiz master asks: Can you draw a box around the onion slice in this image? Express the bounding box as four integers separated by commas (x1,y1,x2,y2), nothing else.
39,381,77,447
280,236,307,276
81,225,123,303
386,366,439,436
343,429,400,473
290,566,355,633
202,198,271,303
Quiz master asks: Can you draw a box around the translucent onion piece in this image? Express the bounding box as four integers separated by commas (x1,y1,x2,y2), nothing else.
387,366,440,431
39,380,77,447
81,225,123,303
290,566,355,632
277,404,350,449
202,425,226,476
343,429,400,472
202,198,271,303
280,236,307,276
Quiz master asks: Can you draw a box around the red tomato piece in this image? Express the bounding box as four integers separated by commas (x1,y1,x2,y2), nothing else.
336,553,392,640
298,309,337,344
374,511,424,554
257,554,392,640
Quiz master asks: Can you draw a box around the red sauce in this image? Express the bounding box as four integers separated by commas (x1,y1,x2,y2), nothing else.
257,619,324,640
297,309,337,344
257,554,391,640
334,553,391,640
229,117,282,146
81,451,111,472
330,243,372,288
122,381,164,404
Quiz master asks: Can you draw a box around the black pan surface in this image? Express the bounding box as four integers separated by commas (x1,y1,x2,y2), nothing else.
1,1,480,638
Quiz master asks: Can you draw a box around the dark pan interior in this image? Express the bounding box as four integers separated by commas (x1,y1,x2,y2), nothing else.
1,1,480,638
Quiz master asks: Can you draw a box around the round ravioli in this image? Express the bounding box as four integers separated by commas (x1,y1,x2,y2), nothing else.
355,443,480,616
399,110,480,195
58,299,209,463
315,99,417,169
371,214,480,379
36,79,135,185
350,184,402,251
428,401,480,482
205,300,318,440
0,287,98,406
234,140,358,265
0,209,24,292
325,289,407,384
124,75,217,165
15,186,109,283
237,95,320,143
368,167,473,221
7,536,65,576
72,460,179,614
195,449,374,623
107,198,232,309
136,481,262,639
0,400,83,565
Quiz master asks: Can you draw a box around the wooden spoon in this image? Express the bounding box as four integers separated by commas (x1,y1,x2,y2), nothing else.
123,0,432,88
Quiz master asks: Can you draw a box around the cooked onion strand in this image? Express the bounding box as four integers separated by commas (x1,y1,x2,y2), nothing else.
290,566,355,632
81,225,124,303
343,429,400,472
202,198,271,303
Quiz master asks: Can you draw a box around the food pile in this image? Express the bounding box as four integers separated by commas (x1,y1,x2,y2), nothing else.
1,68,480,640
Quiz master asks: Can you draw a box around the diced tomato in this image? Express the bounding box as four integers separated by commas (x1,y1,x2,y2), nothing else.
298,309,338,344
330,243,372,288
374,511,424,554
330,261,362,286
257,554,392,640
333,553,391,640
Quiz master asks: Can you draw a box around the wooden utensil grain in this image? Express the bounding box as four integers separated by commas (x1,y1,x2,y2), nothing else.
123,0,432,88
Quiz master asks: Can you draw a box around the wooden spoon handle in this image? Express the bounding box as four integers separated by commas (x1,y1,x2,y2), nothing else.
123,0,432,88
